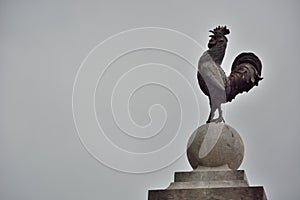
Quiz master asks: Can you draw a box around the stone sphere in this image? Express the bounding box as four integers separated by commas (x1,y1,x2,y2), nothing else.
187,123,244,170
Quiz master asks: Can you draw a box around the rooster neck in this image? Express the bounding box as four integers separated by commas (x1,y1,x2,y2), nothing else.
207,43,227,66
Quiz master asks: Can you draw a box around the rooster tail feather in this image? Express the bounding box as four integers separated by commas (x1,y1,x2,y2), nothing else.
226,52,263,102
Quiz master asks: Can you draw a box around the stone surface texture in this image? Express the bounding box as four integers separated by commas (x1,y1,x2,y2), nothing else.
148,170,267,200
174,170,247,182
149,186,267,200
187,123,244,170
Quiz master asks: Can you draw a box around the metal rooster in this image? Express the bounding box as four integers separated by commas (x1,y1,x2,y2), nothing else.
198,26,263,123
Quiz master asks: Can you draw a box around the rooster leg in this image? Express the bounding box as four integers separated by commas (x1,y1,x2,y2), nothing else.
217,107,225,123
206,108,216,123
210,106,225,123
206,101,217,123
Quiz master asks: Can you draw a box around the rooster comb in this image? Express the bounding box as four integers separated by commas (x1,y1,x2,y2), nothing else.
210,25,230,35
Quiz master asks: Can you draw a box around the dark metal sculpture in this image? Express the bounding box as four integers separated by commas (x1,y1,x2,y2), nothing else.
198,26,263,123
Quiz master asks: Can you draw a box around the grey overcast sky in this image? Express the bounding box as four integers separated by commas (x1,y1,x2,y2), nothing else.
1,0,300,200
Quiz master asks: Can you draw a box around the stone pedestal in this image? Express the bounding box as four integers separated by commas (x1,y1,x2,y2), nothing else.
148,123,268,199
148,169,267,200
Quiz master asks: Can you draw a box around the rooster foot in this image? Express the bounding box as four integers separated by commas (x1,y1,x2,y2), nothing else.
206,107,225,123
209,116,225,123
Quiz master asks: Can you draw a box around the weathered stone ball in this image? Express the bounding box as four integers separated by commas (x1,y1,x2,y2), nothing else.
187,123,244,170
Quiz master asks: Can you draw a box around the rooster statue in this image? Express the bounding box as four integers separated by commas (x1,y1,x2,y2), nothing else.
198,26,263,123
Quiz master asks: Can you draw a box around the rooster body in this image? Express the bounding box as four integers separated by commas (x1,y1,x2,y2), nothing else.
198,26,262,123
